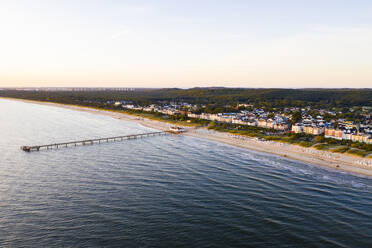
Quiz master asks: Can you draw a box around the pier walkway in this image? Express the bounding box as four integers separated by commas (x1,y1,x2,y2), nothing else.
21,131,169,152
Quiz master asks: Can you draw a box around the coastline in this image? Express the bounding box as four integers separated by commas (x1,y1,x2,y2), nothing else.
2,97,372,177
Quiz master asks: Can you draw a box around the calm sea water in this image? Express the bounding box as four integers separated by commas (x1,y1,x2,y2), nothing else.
1,98,372,248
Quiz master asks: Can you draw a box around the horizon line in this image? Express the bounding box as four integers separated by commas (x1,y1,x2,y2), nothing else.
1,86,372,90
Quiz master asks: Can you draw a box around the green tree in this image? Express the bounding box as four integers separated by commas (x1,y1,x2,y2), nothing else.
291,111,302,124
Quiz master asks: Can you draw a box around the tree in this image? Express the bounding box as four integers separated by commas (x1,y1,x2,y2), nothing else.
291,111,302,124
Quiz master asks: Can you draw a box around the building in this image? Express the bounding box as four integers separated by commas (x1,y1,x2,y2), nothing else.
292,124,303,133
351,133,372,144
274,123,290,131
325,128,345,140
303,126,325,135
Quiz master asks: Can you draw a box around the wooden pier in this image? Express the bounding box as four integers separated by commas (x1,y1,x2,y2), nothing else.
21,131,169,152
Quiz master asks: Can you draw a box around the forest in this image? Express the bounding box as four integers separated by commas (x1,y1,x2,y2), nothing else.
1,88,371,109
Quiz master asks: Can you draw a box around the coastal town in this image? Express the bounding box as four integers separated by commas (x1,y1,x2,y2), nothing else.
115,100,372,145
1,87,371,159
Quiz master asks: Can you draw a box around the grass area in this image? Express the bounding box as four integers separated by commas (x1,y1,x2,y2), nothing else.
263,136,282,141
278,136,293,143
346,149,370,157
330,146,350,153
313,143,331,150
296,141,314,147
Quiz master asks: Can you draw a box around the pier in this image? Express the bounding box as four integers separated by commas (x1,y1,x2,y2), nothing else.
21,131,169,152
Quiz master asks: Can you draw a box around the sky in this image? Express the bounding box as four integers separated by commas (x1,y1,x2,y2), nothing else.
0,0,372,88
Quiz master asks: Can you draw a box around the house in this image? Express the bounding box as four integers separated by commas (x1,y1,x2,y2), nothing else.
257,119,267,128
292,124,303,133
274,123,289,131
303,126,325,135
351,133,372,144
325,128,345,140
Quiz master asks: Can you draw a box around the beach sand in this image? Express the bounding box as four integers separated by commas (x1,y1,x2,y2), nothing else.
3,97,372,177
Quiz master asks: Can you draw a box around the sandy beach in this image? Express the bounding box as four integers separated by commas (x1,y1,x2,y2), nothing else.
3,97,372,177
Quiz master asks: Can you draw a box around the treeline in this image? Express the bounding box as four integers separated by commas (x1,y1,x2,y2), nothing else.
0,88,371,108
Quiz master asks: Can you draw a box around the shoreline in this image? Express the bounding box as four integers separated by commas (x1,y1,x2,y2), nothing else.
2,97,372,177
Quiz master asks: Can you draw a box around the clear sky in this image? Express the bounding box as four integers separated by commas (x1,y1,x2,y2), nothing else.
1,0,372,88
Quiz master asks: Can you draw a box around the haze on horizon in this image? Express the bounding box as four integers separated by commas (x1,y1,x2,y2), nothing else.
1,0,372,88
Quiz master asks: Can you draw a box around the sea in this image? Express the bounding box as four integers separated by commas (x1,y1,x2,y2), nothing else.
1,98,372,248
